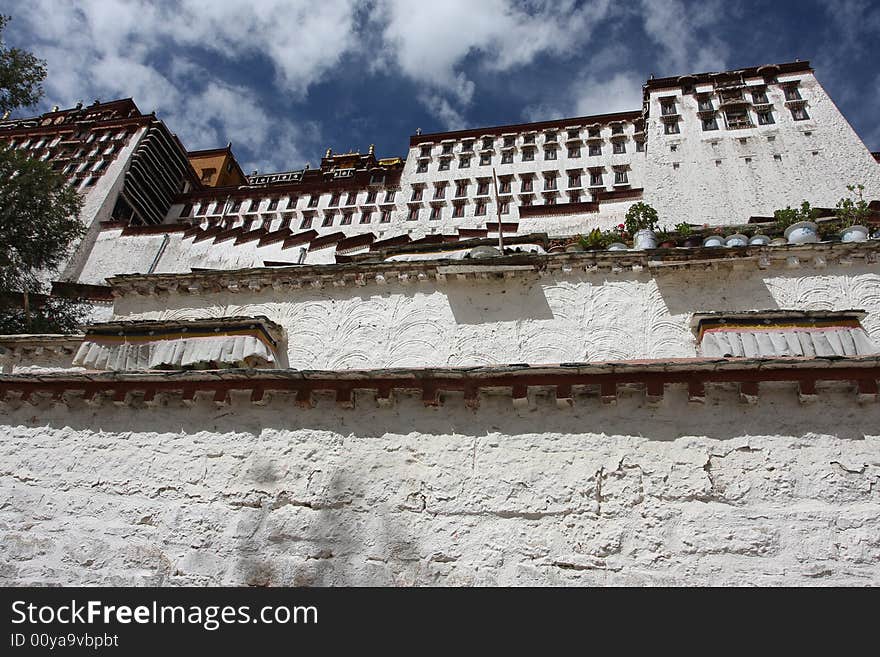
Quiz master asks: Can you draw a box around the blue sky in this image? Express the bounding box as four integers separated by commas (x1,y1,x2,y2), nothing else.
4,0,879,173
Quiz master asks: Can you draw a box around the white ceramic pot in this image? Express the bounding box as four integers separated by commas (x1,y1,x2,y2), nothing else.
784,221,819,244
840,225,869,243
564,244,584,252
769,237,788,246
607,242,629,251
702,235,725,248
748,234,771,246
633,229,658,250
724,233,749,247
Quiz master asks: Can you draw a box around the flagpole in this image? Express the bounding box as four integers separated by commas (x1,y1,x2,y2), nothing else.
492,167,504,252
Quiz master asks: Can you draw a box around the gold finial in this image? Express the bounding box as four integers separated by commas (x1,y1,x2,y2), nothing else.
325,147,332,158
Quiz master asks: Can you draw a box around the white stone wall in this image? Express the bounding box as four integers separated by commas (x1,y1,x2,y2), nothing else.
1,388,878,585
644,72,880,226
110,264,880,370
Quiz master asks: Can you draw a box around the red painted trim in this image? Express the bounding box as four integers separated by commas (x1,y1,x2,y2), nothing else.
519,201,599,218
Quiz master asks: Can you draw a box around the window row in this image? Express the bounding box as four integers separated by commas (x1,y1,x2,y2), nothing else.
415,141,639,172
409,171,629,199
416,125,630,158
183,189,401,217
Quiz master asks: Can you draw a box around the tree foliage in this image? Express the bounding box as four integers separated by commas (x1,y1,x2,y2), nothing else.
0,15,86,334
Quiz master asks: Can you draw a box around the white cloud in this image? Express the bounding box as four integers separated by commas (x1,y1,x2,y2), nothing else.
638,0,729,75
523,70,643,122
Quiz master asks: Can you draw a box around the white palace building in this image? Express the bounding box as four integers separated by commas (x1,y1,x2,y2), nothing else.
1,61,880,586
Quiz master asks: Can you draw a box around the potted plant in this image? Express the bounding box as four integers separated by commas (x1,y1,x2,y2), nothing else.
836,184,871,243
655,228,677,248
579,228,608,251
775,201,819,244
624,202,659,250
565,234,585,252
675,222,701,247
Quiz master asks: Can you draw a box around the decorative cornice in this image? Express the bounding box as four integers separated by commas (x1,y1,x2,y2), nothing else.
1,356,877,409
104,240,880,298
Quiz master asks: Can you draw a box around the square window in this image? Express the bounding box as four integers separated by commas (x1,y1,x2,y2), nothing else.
568,191,580,203
661,100,676,116
523,134,535,144
459,156,471,168
329,194,340,207
664,121,680,135
589,143,601,156
442,143,453,155
545,131,557,142
411,188,423,202
300,215,313,229
322,213,334,227
670,144,678,152
480,153,492,165
268,198,279,211
791,106,809,121
380,209,391,223
500,180,511,194
544,148,557,160
588,127,600,138
568,146,581,158
341,212,353,225
455,182,467,197
522,148,535,161
568,174,581,188
567,129,579,139
438,158,450,171
544,176,557,190
416,161,428,173
461,140,474,152
613,141,626,154
614,171,628,185
783,85,801,101
366,190,377,203
482,137,494,149
636,141,645,152
698,97,714,112
725,108,752,129
475,201,487,216
521,178,533,192
501,151,513,164
420,145,432,157
433,185,446,199
477,181,489,195
360,211,373,223
453,203,465,218
407,206,420,221
521,195,533,206
429,206,441,220
590,172,602,186
384,190,396,202
503,136,515,147
752,90,768,104
702,116,718,131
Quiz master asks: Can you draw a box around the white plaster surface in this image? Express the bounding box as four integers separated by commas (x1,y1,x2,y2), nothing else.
110,265,880,370
1,387,878,586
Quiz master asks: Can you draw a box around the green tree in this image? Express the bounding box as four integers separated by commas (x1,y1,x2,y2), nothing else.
0,15,86,334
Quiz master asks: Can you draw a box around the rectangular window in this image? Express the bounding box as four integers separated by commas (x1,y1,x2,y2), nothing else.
439,158,450,171
360,210,373,224
757,110,774,125
521,195,533,206
477,181,489,195
475,201,487,216
179,204,193,218
524,133,535,144
501,150,513,164
613,141,626,154
385,190,396,202
568,174,581,188
544,176,557,190
300,215,313,229
322,213,334,227
482,137,494,149
429,206,441,220
567,129,579,139
459,156,471,168
213,200,224,214
341,212,353,225
411,188,423,201
286,196,297,210
590,171,603,186
248,199,261,213
267,198,279,211
461,140,474,152
503,135,515,147
416,160,428,173
522,148,535,161
544,195,556,205
366,190,377,203
329,193,340,206
545,131,557,142
664,121,680,135
408,206,420,221
500,180,511,194
455,181,467,197
453,203,465,218
568,146,580,158
420,145,432,157
544,148,557,160
783,85,802,101
588,127,600,138
661,100,676,116
308,194,319,208
589,143,601,156
442,143,453,155
611,124,624,135
480,153,491,165
751,89,768,104
568,191,581,203
614,170,628,185
380,209,391,223
500,200,510,214
636,141,645,152
702,116,718,131
791,106,809,121
433,184,446,199
521,178,533,192
724,108,752,129
345,192,357,205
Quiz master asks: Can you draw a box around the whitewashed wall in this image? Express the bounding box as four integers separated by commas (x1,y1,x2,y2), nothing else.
1,388,878,585
644,72,880,226
107,264,880,370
